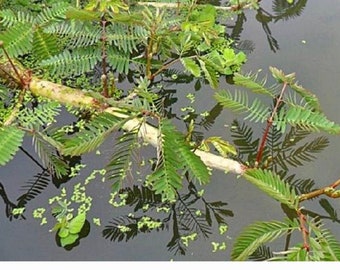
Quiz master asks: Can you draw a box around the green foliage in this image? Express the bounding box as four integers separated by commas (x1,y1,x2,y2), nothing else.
40,47,102,77
243,168,298,209
52,212,86,247
275,105,340,134
17,100,61,129
216,67,340,135
0,126,25,166
147,119,210,202
214,89,270,123
268,219,340,261
233,71,276,97
106,130,140,193
0,2,68,58
199,136,237,157
231,219,300,261
61,112,128,156
32,131,68,178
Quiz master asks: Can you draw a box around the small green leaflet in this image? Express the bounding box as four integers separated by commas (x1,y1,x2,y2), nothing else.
0,126,25,166
181,57,201,77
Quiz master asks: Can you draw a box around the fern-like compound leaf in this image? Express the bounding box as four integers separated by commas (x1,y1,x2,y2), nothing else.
33,28,60,61
274,105,340,134
32,131,68,178
106,130,140,194
198,58,219,89
0,22,33,57
243,168,297,209
214,89,270,123
40,47,101,77
181,57,201,77
0,9,34,27
231,219,299,261
61,112,127,156
271,219,340,261
107,23,141,54
289,82,321,112
0,126,25,166
17,101,61,130
45,20,101,48
233,72,276,97
107,47,131,74
147,119,210,202
35,2,68,25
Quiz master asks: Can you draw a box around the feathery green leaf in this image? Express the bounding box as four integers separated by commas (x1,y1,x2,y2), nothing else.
243,168,298,209
233,72,276,97
181,57,200,77
40,47,101,77
274,105,340,134
147,119,210,201
61,112,127,156
0,126,25,166
215,89,270,123
0,22,33,57
33,28,60,61
106,130,140,193
231,219,299,261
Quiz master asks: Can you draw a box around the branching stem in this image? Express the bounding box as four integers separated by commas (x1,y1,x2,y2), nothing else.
299,178,340,202
0,42,26,88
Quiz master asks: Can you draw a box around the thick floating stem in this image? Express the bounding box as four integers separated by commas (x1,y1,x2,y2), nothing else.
0,58,246,175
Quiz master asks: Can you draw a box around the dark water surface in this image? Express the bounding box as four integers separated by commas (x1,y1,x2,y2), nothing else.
1,0,340,261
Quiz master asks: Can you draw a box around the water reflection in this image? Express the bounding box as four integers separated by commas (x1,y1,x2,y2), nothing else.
102,182,233,255
226,0,308,53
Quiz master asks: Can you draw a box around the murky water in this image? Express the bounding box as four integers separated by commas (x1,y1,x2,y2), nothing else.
1,0,340,261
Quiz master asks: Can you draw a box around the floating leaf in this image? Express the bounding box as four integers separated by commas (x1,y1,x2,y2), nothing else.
68,212,86,234
60,233,79,247
58,227,69,238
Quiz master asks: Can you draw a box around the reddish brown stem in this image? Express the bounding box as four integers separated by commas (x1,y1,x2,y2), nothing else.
297,209,310,252
255,82,288,164
101,17,108,98
0,43,26,88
